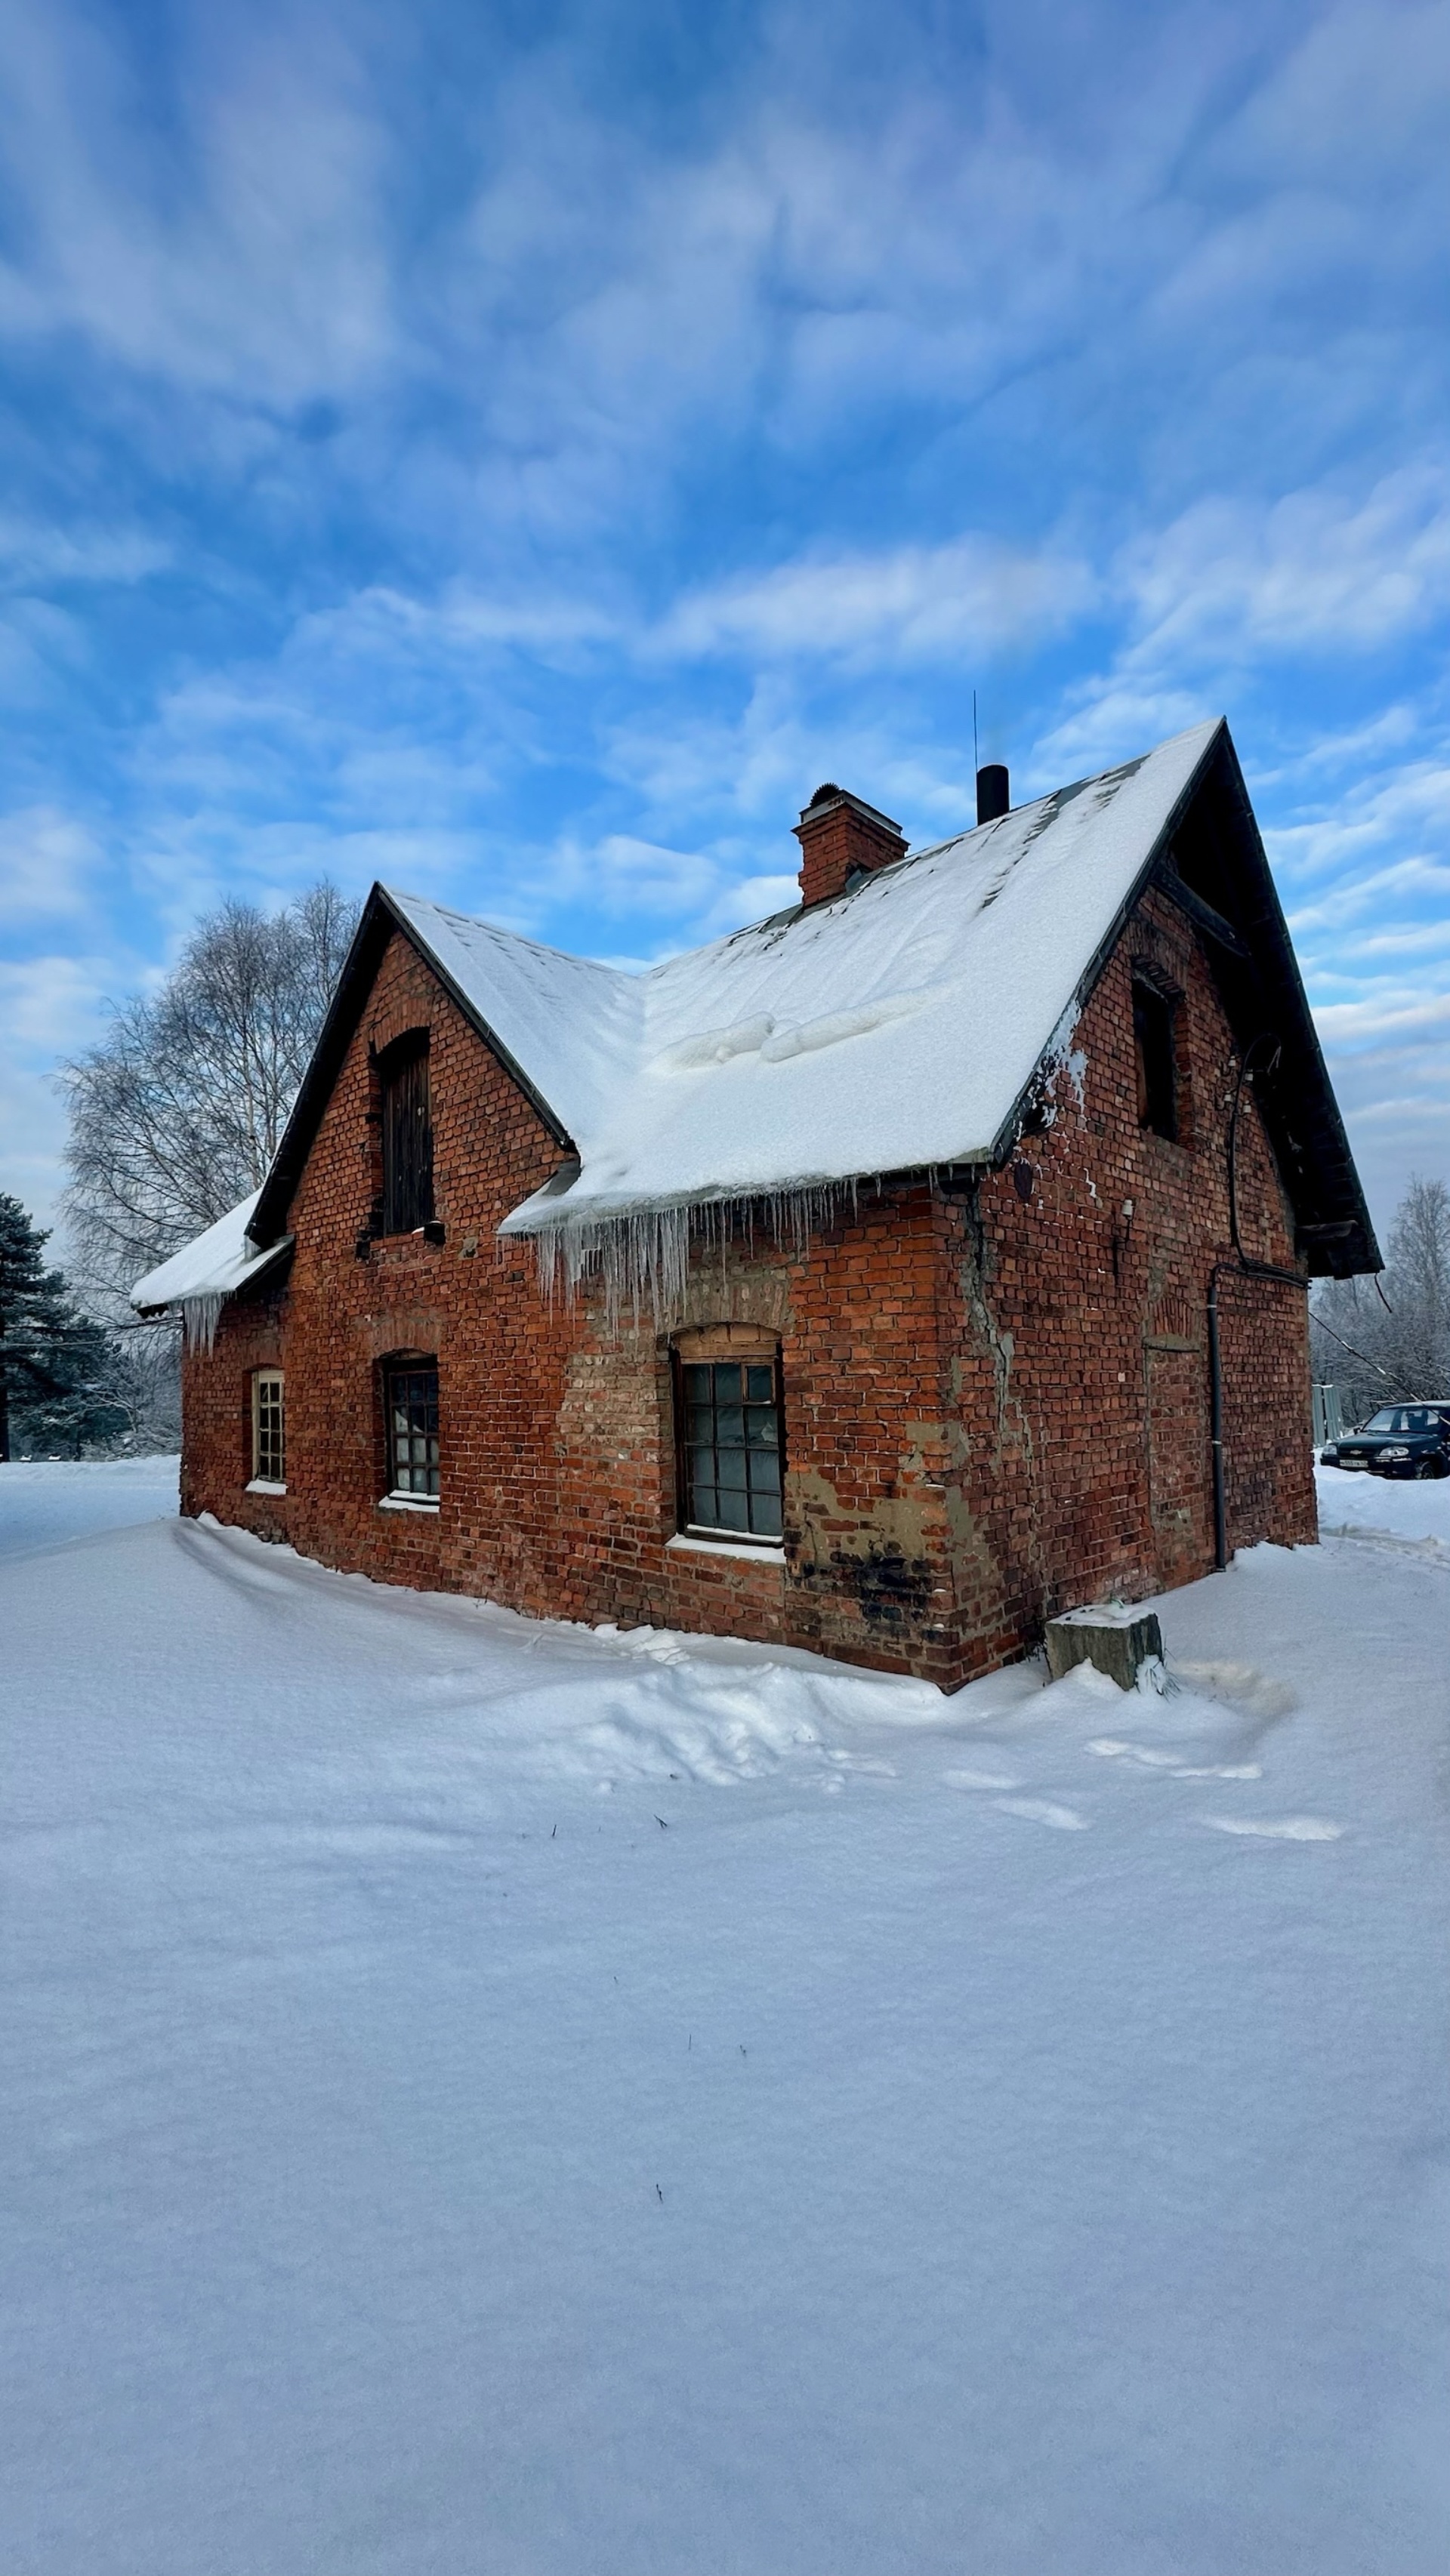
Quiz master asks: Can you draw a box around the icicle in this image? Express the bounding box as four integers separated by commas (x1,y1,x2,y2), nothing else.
182,1292,226,1352
527,1181,866,1334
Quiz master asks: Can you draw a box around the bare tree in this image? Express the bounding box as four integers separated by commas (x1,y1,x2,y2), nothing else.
1384,1176,1450,1391
1311,1174,1450,1418
60,881,359,1312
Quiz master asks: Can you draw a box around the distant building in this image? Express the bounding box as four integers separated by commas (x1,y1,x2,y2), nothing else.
135,719,1377,1689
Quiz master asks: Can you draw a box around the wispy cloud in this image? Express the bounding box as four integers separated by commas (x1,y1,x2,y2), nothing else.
656,536,1097,666
0,0,1448,1237
0,806,104,922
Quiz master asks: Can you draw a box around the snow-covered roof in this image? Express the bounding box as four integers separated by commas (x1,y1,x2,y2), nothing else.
194,710,1377,1304
384,893,646,1151
469,719,1221,1234
131,1191,292,1333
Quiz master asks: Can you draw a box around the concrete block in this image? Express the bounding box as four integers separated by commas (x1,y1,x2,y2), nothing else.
1045,1603,1164,1690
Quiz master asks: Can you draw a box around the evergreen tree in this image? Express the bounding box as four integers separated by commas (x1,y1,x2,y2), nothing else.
11,1313,133,1459
0,1197,129,1462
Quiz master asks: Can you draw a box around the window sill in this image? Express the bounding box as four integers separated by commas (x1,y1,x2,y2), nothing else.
245,1479,287,1496
378,1493,440,1514
668,1533,786,1567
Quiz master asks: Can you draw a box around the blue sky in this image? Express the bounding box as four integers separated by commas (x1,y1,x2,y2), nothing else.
1,0,1447,1247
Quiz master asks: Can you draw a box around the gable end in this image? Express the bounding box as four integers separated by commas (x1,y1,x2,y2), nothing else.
250,886,575,1248
991,723,1378,1279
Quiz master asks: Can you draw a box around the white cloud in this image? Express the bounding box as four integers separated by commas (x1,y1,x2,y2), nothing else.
0,951,122,1228
698,872,801,938
0,2,394,404
1122,466,1450,664
1314,991,1450,1049
0,517,170,588
656,535,1096,667
0,807,103,923
1265,758,1450,882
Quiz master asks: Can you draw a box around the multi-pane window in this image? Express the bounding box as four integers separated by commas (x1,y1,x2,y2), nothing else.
1134,979,1180,1142
677,1351,783,1542
386,1360,440,1500
381,1034,434,1234
252,1370,285,1486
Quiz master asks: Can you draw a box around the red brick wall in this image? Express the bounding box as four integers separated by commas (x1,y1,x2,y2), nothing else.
924,885,1314,1682
182,895,1315,1689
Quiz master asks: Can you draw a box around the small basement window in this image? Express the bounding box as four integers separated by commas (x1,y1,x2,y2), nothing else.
674,1342,784,1543
1133,979,1180,1143
385,1358,440,1502
380,1033,434,1235
251,1369,285,1487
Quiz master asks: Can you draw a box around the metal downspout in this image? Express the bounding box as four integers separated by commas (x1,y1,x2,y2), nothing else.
1208,1265,1227,1571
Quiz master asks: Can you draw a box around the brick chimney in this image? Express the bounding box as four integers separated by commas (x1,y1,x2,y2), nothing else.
793,784,908,908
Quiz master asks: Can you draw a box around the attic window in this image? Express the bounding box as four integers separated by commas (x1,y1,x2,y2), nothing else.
1133,979,1180,1143
380,1032,434,1234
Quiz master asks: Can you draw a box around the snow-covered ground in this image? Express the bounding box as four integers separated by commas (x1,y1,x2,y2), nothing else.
1315,1451,1450,1553
0,1452,178,1560
4,1464,1448,2573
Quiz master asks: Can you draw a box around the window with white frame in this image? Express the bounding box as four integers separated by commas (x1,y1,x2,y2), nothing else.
251,1370,285,1487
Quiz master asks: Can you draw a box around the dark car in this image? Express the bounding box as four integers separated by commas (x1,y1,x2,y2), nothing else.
1322,1404,1450,1479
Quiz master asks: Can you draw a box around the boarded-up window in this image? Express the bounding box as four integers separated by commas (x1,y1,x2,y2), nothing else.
385,1360,440,1500
673,1331,784,1542
381,1035,434,1234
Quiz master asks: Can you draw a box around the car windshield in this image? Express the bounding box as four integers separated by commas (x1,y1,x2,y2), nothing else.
1359,1407,1442,1434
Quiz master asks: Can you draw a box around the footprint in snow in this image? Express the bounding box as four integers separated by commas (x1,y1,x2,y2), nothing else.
1085,1739,1261,1779
993,1795,1090,1831
1202,1814,1344,1841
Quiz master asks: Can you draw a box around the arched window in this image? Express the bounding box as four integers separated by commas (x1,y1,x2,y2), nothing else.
672,1326,784,1544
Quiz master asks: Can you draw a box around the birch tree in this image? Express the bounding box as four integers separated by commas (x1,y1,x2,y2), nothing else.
1310,1175,1450,1418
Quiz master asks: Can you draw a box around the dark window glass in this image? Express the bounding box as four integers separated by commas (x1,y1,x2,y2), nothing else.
386,1361,440,1498
677,1354,783,1540
381,1037,434,1234
1134,982,1179,1142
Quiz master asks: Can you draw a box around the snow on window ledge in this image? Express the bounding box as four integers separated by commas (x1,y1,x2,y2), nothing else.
378,1492,440,1514
668,1533,786,1567
245,1478,288,1496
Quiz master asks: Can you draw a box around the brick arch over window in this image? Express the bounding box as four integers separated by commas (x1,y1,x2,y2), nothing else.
671,1323,785,1545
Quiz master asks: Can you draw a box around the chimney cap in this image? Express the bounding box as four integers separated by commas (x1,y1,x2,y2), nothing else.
796,783,904,837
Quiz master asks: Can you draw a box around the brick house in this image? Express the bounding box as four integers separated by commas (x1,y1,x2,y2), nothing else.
134,717,1377,1691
